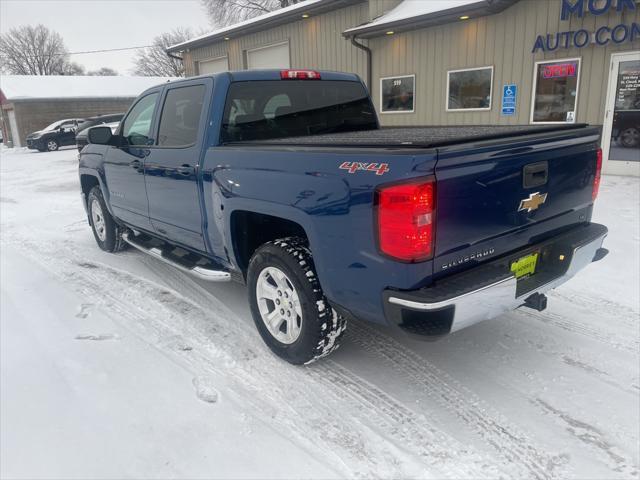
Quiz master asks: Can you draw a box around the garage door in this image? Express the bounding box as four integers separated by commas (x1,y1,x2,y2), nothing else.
198,57,228,74
246,42,290,70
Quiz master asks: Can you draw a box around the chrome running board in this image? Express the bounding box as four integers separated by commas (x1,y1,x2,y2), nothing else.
122,231,231,282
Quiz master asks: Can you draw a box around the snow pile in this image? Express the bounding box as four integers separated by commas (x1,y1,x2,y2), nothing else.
345,0,481,34
169,0,323,50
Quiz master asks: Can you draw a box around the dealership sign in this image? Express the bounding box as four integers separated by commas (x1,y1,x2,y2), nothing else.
532,0,639,53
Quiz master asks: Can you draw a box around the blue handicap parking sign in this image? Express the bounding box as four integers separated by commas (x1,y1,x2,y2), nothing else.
502,84,517,116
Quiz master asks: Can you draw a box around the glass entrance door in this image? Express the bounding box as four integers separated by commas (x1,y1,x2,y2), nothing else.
602,52,640,175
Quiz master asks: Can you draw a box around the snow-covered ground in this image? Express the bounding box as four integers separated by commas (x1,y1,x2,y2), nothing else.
1,146,638,479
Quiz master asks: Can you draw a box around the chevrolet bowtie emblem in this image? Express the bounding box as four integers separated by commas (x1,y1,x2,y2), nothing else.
518,192,548,212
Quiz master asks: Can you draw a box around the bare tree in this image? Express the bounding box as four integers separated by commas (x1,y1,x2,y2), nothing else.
63,62,86,76
87,67,119,76
132,28,193,77
0,24,73,75
201,0,301,26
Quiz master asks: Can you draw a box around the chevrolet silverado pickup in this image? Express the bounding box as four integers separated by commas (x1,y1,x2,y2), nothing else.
79,69,608,364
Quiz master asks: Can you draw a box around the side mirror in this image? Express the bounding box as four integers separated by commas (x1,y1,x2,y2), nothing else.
88,126,113,145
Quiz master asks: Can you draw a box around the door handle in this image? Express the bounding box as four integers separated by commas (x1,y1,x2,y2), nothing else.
523,161,548,188
177,164,194,176
129,159,141,169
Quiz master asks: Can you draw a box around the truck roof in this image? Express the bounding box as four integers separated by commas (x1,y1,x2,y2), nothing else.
137,69,363,98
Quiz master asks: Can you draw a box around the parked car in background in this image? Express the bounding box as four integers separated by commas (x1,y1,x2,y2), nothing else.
26,118,84,152
75,114,124,152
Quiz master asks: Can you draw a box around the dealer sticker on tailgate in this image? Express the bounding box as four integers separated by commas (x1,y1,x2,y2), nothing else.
511,253,539,279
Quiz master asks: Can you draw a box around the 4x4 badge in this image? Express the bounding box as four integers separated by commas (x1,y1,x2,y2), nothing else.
519,192,548,212
339,162,389,175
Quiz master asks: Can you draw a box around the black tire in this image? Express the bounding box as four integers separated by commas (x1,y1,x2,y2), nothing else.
247,237,347,365
46,139,59,152
87,186,127,253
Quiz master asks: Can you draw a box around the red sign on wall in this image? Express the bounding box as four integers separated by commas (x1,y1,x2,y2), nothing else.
542,63,578,79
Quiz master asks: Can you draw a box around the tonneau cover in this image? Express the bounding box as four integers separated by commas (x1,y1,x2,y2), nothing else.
230,124,593,148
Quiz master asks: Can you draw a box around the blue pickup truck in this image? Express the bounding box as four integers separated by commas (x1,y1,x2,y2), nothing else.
79,69,608,364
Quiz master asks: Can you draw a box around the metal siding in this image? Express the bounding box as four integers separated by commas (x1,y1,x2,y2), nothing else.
187,3,369,83
372,0,639,126
184,0,639,127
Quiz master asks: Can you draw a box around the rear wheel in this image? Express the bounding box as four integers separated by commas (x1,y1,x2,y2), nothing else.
248,237,347,365
46,139,59,151
87,186,126,253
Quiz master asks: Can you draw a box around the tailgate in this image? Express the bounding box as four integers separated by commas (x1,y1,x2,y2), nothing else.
433,127,601,277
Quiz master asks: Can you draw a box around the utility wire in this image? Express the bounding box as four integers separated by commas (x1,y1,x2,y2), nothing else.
18,45,155,59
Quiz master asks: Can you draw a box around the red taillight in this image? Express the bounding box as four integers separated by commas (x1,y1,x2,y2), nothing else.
376,178,435,262
592,148,603,201
280,69,321,80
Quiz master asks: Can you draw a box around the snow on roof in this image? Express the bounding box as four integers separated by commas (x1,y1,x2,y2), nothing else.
168,0,326,51
344,0,487,35
0,75,177,101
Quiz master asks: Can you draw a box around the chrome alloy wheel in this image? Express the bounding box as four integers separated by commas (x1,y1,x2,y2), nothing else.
91,198,107,241
256,266,303,344
47,140,58,151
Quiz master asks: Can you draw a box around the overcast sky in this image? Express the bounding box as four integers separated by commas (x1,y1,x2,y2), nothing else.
0,0,213,74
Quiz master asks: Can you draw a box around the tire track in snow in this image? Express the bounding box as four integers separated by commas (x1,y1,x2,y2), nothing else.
6,235,500,479
347,321,569,480
550,290,639,330
128,252,500,478
535,399,639,478
310,362,506,479
516,308,638,354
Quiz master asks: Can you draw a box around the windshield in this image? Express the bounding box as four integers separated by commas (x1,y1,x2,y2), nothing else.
42,120,65,131
221,80,377,142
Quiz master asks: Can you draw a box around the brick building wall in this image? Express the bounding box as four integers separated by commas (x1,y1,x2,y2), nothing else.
2,97,135,147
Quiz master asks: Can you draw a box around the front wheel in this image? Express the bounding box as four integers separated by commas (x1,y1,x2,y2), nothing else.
46,139,59,151
248,237,347,365
87,186,126,253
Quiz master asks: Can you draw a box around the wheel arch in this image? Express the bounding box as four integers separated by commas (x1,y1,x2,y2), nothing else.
79,168,118,220
230,210,310,277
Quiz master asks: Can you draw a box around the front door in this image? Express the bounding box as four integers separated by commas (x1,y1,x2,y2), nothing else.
103,91,160,230
144,81,210,252
58,120,77,146
602,51,640,176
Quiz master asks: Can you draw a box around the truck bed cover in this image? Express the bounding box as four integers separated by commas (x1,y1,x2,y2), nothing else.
230,124,597,148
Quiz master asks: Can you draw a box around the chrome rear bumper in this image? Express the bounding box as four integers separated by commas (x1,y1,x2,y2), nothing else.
384,223,608,337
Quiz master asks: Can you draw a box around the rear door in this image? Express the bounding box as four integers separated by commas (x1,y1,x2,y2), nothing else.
144,79,210,252
103,90,160,230
433,128,601,276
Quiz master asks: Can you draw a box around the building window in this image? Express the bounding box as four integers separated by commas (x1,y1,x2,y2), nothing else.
531,58,581,124
446,66,493,111
380,75,415,113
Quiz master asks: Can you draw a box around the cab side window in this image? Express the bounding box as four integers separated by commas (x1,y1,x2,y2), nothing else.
122,93,159,146
157,85,206,147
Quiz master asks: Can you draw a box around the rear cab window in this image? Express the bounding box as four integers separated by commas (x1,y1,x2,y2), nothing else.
157,85,206,147
221,80,377,142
